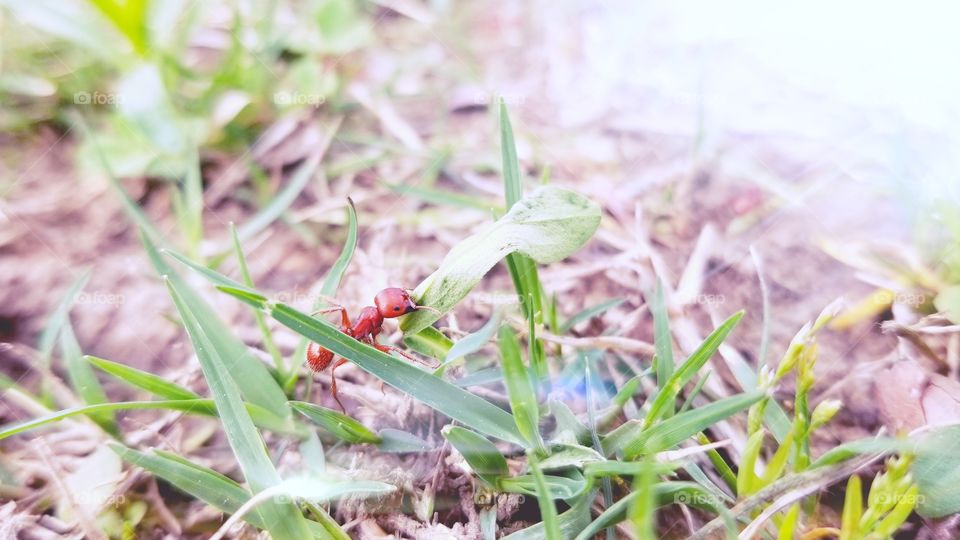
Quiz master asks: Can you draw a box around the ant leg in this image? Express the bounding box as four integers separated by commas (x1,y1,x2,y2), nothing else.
311,305,352,330
329,358,349,412
371,342,419,363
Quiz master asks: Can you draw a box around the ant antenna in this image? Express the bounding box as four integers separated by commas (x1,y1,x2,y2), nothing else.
414,305,441,315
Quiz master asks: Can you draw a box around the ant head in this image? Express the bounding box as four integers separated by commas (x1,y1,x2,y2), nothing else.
375,288,418,318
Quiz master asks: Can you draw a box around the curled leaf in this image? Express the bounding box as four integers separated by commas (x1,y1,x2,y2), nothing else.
401,186,600,333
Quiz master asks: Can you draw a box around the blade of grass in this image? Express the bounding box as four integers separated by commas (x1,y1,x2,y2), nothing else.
628,460,657,540
377,428,431,453
171,149,203,257
499,325,546,452
230,223,285,376
437,310,500,372
0,399,301,440
109,444,336,539
603,390,764,458
574,482,737,540
500,472,587,501
651,280,675,418
404,327,454,363
81,114,166,245
290,401,381,444
585,354,614,540
560,298,625,334
678,371,712,414
500,100,522,207
528,452,562,540
59,319,115,434
288,197,358,391
144,232,291,418
644,311,744,428
210,477,394,540
383,182,501,212
839,475,862,540
500,101,544,325
236,136,328,242
216,286,525,445
166,279,311,540
38,269,90,370
87,355,199,400
442,426,509,486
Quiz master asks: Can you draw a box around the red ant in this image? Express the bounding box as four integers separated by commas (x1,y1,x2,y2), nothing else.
307,288,436,411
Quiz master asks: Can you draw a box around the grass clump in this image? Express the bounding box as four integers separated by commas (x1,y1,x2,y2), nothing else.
0,105,937,539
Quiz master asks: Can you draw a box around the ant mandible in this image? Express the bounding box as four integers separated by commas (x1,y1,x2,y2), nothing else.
306,287,434,411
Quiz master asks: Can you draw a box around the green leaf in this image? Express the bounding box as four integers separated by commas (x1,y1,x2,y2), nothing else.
538,444,604,471
165,280,311,540
913,424,960,517
402,327,453,361
499,325,545,452
737,430,765,497
214,289,525,445
582,461,679,481
400,185,600,334
500,470,586,501
443,426,509,485
291,401,381,444
376,429,431,453
644,311,744,427
839,475,862,540
60,320,115,433
440,310,501,368
88,355,199,401
651,280,675,417
604,390,764,458
550,400,591,445
88,0,149,54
